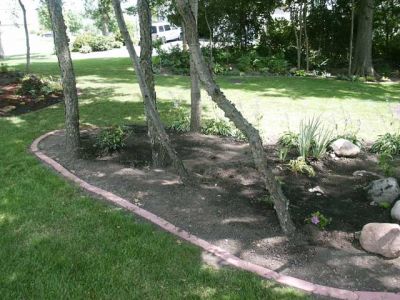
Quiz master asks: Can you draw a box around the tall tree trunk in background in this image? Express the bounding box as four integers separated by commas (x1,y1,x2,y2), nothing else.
0,21,4,59
176,0,295,236
189,0,201,132
111,0,191,183
348,0,355,76
352,0,376,77
47,0,80,158
138,0,169,167
290,5,302,69
18,0,30,73
303,2,309,72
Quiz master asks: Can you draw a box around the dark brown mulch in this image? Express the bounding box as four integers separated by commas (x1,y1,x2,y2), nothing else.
0,73,62,116
38,126,400,293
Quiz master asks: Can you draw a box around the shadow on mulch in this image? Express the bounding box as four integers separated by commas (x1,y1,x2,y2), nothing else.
38,126,400,293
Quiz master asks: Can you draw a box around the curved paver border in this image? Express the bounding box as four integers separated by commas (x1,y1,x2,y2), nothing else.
31,130,400,300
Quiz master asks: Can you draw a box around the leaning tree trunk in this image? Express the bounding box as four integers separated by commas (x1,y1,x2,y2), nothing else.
0,21,5,59
176,0,295,236
189,0,201,132
18,0,30,73
352,0,376,77
138,0,169,167
47,0,80,158
111,0,191,184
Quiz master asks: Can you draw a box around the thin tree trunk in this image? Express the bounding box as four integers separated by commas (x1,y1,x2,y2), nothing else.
290,6,301,69
204,5,213,65
111,0,191,183
176,0,295,236
46,0,80,158
138,0,169,167
189,0,201,132
0,21,4,59
18,0,30,73
352,0,376,77
303,2,309,72
348,0,355,76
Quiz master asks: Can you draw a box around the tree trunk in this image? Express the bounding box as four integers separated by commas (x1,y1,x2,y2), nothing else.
348,0,355,76
352,0,376,77
0,21,4,59
101,15,109,36
290,6,302,69
18,0,30,73
138,0,169,167
46,0,80,158
189,0,201,132
111,0,191,184
175,0,295,236
303,2,309,72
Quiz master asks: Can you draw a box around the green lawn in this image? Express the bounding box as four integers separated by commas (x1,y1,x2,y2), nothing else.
1,54,399,298
0,57,312,298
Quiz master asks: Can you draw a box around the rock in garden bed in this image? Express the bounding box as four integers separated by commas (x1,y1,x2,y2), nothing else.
367,177,400,206
359,223,400,258
330,138,360,157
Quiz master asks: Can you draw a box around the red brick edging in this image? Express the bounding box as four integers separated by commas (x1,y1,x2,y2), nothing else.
31,130,400,300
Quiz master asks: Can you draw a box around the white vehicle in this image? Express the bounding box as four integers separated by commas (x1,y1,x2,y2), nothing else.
151,22,182,43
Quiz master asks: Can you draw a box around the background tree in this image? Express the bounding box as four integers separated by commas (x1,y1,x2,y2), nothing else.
18,0,30,73
46,0,80,158
85,0,117,36
352,0,376,77
38,2,83,34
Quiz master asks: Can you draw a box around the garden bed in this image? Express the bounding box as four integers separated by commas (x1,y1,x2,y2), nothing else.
0,73,62,116
38,126,400,293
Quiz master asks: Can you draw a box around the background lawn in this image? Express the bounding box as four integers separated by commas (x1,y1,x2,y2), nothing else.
0,57,312,299
1,55,399,298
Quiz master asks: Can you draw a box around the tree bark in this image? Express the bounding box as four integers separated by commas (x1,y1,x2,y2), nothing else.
175,0,295,236
189,0,201,132
47,0,80,158
138,0,169,167
290,5,302,69
348,0,355,76
352,0,376,77
303,2,309,72
111,0,191,183
0,21,4,59
18,0,30,73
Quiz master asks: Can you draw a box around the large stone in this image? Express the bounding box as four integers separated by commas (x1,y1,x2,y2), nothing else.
367,177,400,205
392,200,400,221
330,138,360,157
359,223,400,258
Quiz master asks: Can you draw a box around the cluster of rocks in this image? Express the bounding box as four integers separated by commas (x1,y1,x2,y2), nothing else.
328,139,400,258
360,177,400,258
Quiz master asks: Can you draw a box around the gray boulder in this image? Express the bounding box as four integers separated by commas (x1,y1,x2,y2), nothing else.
330,138,360,157
391,200,400,221
367,177,400,205
359,223,400,258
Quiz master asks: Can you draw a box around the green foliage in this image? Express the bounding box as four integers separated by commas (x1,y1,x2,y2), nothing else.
305,211,331,230
288,157,315,177
0,63,12,73
378,201,392,209
278,131,299,161
202,119,245,140
17,74,61,98
371,133,400,155
79,45,93,54
38,4,83,34
72,33,115,52
378,153,395,177
156,46,190,75
168,107,190,133
95,125,128,155
298,117,332,159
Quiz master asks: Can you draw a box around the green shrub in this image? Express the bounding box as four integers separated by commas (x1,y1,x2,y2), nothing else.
1,63,9,73
79,45,92,54
201,119,245,140
95,125,128,155
237,55,253,73
288,157,315,177
265,55,288,74
72,33,114,52
378,153,395,177
157,46,190,75
298,116,332,159
371,133,400,155
169,110,190,133
305,211,331,230
17,74,61,98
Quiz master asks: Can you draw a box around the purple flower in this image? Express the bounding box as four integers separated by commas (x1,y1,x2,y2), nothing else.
311,215,320,225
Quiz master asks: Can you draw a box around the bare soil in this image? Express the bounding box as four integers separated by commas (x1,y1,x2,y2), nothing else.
0,73,62,116
38,126,400,292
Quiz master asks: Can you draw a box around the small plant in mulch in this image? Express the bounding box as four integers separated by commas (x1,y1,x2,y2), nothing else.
95,125,130,156
305,211,331,230
17,74,62,99
287,157,316,177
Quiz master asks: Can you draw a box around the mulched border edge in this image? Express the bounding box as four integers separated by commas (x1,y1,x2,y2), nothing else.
30,130,400,300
